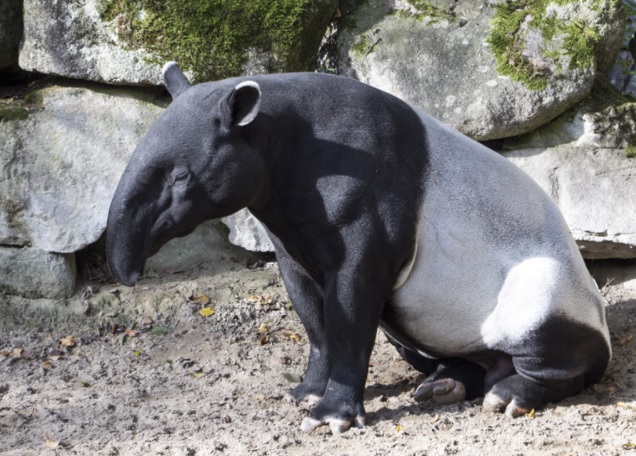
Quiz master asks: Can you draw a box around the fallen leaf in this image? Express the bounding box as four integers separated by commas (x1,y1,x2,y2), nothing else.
199,307,215,317
151,326,173,336
617,334,634,346
396,423,403,432
191,293,210,305
41,361,53,369
45,436,60,449
617,401,636,410
282,372,303,383
281,330,301,342
426,414,440,424
59,335,76,348
258,323,269,334
10,348,22,359
133,349,143,357
257,335,269,346
526,409,536,418
248,294,272,305
623,442,636,449
125,328,138,337
191,372,205,379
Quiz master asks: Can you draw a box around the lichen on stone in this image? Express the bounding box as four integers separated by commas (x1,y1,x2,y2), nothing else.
98,0,336,82
487,0,618,91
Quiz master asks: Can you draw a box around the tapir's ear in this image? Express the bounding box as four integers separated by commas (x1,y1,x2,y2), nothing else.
162,61,192,99
226,81,261,127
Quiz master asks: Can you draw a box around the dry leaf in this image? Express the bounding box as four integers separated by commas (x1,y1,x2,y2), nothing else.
281,330,301,343
257,335,269,346
618,334,634,346
199,307,215,317
45,436,60,449
248,294,272,305
125,328,138,337
10,348,22,359
623,442,636,449
191,293,210,305
526,409,536,418
426,414,440,424
395,423,403,432
191,372,205,379
282,372,303,383
59,336,76,348
257,323,269,334
41,360,53,369
617,401,636,410
133,349,143,357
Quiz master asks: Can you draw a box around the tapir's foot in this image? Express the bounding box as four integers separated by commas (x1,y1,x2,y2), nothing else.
483,373,585,417
414,378,466,404
286,381,324,405
300,396,366,434
413,360,486,405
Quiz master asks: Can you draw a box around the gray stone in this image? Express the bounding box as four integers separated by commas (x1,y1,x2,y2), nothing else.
0,84,165,253
0,247,76,299
146,221,262,274
0,0,23,70
504,147,636,259
337,0,624,140
222,210,275,253
20,0,163,85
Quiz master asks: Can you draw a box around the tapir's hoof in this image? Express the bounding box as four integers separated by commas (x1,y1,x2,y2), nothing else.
300,415,365,434
483,392,530,417
414,378,467,405
285,391,321,406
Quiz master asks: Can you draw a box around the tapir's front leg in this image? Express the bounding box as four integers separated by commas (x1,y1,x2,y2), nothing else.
274,242,330,404
299,269,386,434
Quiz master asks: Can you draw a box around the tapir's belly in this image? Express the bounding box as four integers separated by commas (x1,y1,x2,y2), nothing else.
386,112,607,359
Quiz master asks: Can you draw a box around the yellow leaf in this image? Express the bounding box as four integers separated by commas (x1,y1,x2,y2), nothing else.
133,349,143,357
59,336,76,348
199,307,215,317
623,442,636,449
45,436,60,449
396,423,403,432
618,334,634,346
191,372,205,379
258,322,268,334
10,348,22,359
526,409,536,418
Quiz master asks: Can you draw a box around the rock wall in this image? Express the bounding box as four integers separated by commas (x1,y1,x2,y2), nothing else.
0,0,634,299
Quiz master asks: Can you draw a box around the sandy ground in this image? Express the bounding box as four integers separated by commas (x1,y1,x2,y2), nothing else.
1,248,635,456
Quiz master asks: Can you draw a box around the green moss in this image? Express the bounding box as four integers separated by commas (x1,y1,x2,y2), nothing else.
626,144,636,158
350,34,372,56
390,0,454,22
487,0,608,91
99,0,336,81
0,104,28,122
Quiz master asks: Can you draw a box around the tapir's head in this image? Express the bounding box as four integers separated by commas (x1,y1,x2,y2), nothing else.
106,62,266,286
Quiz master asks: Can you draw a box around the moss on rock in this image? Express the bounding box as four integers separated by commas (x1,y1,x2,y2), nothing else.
487,0,620,91
99,0,337,81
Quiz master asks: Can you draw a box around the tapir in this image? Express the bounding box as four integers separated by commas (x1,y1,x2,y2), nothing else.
106,62,611,434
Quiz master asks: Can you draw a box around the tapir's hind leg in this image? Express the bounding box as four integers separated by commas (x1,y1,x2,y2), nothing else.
414,360,486,404
484,315,611,417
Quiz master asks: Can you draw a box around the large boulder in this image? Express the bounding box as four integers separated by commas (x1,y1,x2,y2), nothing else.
0,83,165,253
0,0,23,70
0,247,76,299
337,0,624,140
505,146,636,259
20,0,338,85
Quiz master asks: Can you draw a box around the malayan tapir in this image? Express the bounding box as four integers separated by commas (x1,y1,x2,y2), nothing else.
106,62,611,434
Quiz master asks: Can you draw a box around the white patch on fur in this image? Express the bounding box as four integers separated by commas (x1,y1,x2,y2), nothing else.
390,111,610,357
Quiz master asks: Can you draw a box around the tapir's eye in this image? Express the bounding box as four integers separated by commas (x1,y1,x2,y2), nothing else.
170,170,189,186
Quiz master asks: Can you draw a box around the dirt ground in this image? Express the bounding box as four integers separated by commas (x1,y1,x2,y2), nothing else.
1,245,635,456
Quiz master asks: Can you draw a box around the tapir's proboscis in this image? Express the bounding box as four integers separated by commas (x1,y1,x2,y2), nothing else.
106,62,611,434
